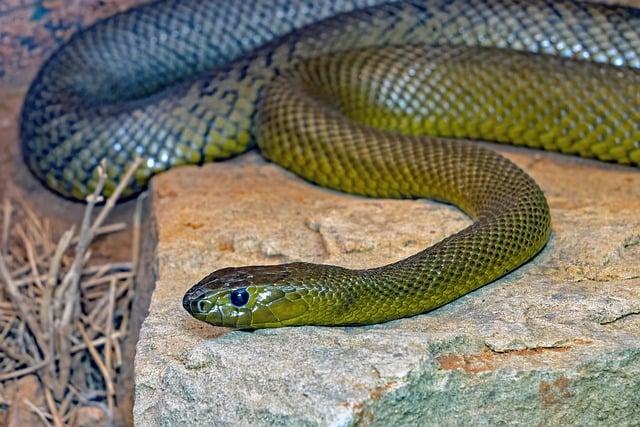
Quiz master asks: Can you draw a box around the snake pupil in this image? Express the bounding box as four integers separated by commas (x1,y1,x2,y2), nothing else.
230,288,250,306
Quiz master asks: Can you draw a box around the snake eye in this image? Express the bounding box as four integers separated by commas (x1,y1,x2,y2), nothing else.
230,288,249,306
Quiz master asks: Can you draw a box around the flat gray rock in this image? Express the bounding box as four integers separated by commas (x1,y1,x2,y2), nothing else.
134,149,640,426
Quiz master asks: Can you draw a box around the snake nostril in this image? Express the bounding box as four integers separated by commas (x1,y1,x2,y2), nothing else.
196,299,213,313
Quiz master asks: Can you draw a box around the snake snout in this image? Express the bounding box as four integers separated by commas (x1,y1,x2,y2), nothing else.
182,291,192,312
182,286,208,314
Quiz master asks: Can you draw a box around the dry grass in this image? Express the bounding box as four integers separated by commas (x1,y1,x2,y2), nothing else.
0,158,143,426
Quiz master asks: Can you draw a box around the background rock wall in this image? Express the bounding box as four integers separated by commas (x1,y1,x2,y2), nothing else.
0,0,148,86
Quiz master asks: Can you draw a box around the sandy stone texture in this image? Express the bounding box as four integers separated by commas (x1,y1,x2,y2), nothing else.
134,147,640,425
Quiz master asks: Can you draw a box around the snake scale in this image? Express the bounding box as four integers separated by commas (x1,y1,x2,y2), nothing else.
20,0,639,328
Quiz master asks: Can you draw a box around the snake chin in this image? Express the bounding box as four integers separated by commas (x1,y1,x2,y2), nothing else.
182,264,310,328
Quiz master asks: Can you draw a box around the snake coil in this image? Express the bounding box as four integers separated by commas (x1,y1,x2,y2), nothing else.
21,0,640,327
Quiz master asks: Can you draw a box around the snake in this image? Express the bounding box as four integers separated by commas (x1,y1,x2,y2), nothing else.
20,0,639,328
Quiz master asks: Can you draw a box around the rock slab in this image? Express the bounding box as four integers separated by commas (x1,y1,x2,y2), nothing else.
134,148,640,425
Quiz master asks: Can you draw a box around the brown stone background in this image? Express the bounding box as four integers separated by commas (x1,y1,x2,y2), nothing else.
0,0,149,87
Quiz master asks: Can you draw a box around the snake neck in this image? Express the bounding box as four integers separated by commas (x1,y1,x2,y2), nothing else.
243,50,552,326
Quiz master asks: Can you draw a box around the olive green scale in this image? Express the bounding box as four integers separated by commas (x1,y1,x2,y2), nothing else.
249,46,553,325
20,0,640,327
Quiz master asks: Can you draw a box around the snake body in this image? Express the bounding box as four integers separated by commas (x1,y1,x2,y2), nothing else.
21,0,640,327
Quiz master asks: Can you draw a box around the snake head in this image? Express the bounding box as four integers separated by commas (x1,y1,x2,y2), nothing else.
182,264,310,329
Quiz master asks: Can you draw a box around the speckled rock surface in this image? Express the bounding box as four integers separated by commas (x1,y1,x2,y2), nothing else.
134,147,640,426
